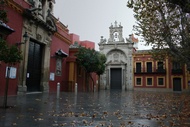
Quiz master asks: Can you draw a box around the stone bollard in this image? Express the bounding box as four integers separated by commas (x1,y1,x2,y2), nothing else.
75,83,77,94
57,82,60,99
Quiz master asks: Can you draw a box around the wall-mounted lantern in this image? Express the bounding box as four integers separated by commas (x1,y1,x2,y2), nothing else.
16,32,29,46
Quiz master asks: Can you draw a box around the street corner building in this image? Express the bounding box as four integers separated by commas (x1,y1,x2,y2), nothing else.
133,50,190,92
0,0,97,96
0,0,67,95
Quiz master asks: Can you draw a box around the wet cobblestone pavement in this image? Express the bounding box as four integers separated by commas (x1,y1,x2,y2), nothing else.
0,90,190,127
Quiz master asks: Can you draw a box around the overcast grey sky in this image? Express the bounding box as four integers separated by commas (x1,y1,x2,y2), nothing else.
54,0,148,50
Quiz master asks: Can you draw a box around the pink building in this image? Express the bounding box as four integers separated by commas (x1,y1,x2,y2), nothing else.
65,33,97,92
0,0,71,95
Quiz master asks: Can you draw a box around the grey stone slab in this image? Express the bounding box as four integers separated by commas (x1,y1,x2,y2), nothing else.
0,90,189,127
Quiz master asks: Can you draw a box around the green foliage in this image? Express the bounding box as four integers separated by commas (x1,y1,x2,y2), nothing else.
75,47,106,74
75,47,97,73
75,47,106,91
0,37,7,57
0,0,8,22
0,38,23,65
127,0,190,70
96,53,106,75
0,1,22,65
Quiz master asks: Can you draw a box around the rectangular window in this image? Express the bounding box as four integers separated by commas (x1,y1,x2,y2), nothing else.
136,78,141,85
147,78,152,86
158,62,164,69
136,63,141,73
147,62,152,72
158,78,164,85
172,62,181,70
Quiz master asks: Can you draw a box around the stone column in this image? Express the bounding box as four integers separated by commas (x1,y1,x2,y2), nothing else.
41,44,50,92
17,31,30,94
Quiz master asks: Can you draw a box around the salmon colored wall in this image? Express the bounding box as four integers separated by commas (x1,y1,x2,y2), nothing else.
0,0,73,96
49,35,70,93
80,41,95,49
0,63,20,96
70,34,80,44
70,33,95,49
0,5,24,96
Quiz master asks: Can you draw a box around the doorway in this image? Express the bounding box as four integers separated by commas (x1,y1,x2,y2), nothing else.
173,78,182,91
110,68,122,89
26,41,43,92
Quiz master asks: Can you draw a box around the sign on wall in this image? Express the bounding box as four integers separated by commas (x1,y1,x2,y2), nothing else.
5,67,17,79
49,72,55,81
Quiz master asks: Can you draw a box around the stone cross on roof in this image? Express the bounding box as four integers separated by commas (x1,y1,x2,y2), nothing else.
114,21,118,27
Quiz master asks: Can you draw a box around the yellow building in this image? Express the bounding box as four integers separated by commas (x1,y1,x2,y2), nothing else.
133,50,190,92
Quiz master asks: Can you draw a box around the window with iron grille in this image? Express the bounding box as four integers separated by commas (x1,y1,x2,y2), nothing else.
147,62,152,72
136,62,141,73
158,78,164,85
172,62,181,69
147,78,152,86
158,62,164,69
136,78,141,85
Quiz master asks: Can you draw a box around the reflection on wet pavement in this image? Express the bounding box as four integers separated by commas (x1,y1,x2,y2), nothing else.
0,90,190,127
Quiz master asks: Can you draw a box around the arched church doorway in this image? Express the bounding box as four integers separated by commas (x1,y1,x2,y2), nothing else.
110,68,122,89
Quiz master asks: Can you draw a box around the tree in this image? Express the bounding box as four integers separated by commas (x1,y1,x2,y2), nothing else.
0,0,23,108
95,53,106,91
75,47,106,91
0,43,23,108
127,0,190,70
0,38,23,108
167,0,190,13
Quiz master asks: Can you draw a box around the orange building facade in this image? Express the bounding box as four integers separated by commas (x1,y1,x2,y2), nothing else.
133,50,190,92
65,34,97,92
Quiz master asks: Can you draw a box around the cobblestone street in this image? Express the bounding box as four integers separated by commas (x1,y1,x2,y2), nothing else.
0,90,190,127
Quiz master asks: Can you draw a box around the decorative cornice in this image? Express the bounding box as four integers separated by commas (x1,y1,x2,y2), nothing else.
54,32,72,45
6,0,24,14
6,0,71,46
23,9,57,33
56,24,68,32
52,16,68,31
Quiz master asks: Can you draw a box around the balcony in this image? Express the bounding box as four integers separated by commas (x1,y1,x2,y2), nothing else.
134,67,166,74
156,68,166,73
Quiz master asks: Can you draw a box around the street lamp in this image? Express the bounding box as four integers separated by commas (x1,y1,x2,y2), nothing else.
16,32,28,46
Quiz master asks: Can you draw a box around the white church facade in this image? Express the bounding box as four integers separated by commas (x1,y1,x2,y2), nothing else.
98,21,137,90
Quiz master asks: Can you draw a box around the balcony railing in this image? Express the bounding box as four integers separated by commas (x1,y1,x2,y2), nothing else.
134,67,166,74
156,68,166,73
172,69,183,74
